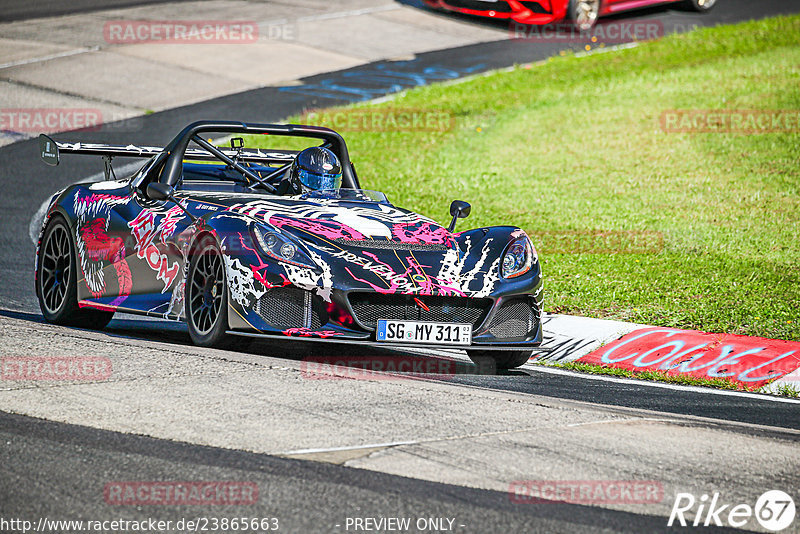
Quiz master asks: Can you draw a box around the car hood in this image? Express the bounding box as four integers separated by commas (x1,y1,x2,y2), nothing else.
184,192,455,247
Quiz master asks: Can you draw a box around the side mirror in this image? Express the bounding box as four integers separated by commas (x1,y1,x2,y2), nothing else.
146,182,199,223
146,182,173,201
448,200,471,232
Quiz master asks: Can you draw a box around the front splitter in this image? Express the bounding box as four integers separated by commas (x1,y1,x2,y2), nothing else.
227,330,548,352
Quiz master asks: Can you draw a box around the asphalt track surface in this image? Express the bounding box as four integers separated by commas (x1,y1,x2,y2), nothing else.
1,1,800,532
0,0,198,22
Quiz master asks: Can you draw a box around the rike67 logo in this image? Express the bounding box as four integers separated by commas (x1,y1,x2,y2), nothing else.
669,490,795,531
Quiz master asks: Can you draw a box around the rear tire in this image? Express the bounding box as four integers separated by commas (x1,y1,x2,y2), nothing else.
468,350,532,371
186,235,232,348
682,0,716,12
36,216,114,329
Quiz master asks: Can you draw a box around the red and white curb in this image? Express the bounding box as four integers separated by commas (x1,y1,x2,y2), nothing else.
532,314,647,363
535,314,800,395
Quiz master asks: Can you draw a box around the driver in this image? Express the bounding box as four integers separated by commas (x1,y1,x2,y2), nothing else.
277,146,342,196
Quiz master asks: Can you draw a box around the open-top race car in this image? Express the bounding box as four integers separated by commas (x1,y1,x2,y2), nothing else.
35,121,543,369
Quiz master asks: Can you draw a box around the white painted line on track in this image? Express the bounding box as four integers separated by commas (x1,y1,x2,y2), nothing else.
279,417,686,457
279,424,549,456
296,4,399,23
566,417,672,427
526,363,800,404
280,440,418,456
0,46,100,70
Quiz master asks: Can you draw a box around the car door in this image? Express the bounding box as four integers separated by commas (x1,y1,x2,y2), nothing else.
103,185,193,316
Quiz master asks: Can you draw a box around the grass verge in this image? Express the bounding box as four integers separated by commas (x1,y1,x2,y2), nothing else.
543,360,754,391
769,383,800,398
540,361,800,398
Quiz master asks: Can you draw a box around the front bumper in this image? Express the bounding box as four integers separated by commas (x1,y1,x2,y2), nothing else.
228,285,543,349
425,0,564,25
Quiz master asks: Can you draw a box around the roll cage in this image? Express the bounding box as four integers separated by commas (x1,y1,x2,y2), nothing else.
150,121,359,192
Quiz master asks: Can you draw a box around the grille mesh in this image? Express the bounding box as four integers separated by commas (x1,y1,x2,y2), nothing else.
254,287,325,329
487,299,536,339
348,293,491,330
446,0,514,12
334,238,449,251
519,1,550,14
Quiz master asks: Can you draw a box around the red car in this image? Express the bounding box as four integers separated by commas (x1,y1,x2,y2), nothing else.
423,0,716,30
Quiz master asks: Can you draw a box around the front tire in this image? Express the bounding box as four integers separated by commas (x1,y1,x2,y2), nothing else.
468,350,532,371
36,216,114,329
683,0,716,12
186,235,231,347
568,0,600,31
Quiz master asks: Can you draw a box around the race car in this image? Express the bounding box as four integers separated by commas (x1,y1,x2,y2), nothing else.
423,0,716,30
34,121,543,369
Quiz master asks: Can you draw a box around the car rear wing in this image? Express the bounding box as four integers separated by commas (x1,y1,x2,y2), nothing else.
38,134,299,166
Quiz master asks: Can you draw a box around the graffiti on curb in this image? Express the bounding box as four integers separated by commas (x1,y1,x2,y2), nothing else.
578,328,800,388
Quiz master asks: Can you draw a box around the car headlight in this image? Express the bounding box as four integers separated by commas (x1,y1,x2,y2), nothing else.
501,236,534,279
253,225,317,270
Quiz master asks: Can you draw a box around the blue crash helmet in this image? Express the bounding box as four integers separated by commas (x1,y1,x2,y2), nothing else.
289,146,342,191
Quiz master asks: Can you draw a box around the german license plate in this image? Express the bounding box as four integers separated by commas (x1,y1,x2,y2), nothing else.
376,320,472,346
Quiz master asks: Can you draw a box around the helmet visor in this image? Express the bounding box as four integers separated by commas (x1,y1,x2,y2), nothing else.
298,168,342,191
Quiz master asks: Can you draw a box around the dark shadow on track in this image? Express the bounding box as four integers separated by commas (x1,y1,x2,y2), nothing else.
428,369,800,431
0,410,741,533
